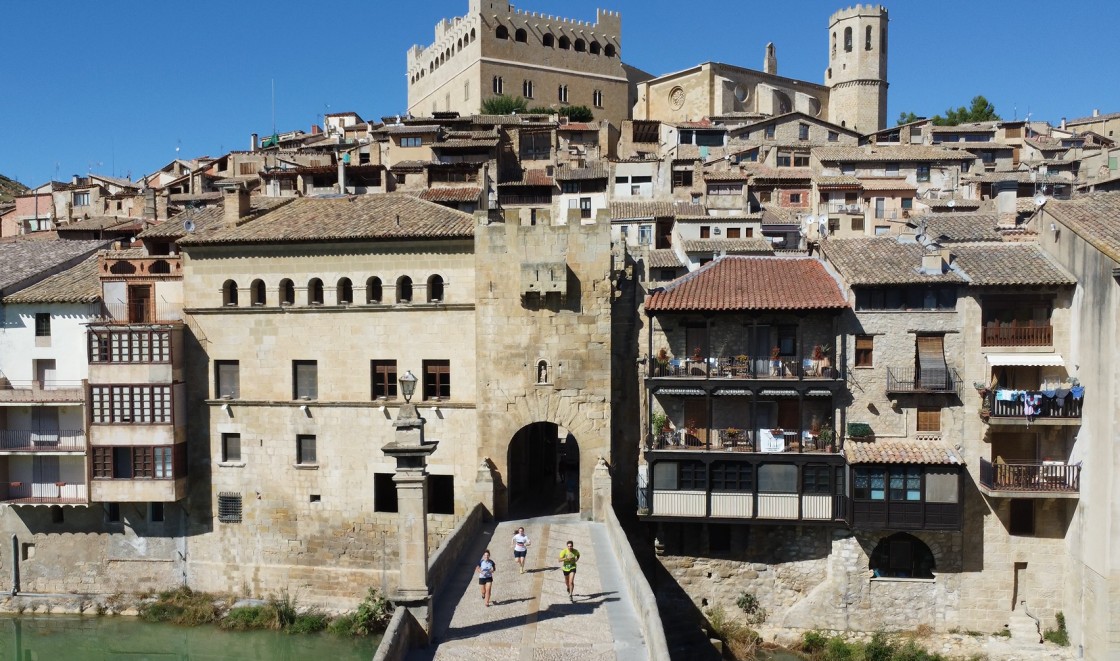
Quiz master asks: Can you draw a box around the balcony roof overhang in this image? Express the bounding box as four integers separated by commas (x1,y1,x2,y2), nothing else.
986,353,1065,367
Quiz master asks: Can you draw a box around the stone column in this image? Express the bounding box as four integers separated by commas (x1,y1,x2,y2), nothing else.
474,458,495,521
381,403,438,632
592,457,612,522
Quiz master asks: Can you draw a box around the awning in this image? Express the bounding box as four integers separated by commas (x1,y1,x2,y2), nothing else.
986,354,1065,367
917,336,948,390
655,387,705,396
713,388,752,396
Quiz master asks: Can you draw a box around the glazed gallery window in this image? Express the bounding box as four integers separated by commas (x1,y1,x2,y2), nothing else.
92,446,179,479
89,329,171,363
91,386,172,424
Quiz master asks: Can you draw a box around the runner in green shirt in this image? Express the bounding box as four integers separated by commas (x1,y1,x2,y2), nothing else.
558,540,581,601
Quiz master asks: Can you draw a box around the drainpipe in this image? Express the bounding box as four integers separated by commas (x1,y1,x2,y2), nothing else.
11,534,19,595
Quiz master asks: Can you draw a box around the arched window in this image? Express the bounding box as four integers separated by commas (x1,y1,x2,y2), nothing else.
308,278,324,305
250,279,266,306
574,38,586,52
279,279,295,306
366,276,383,304
865,26,873,50
844,26,853,52
558,35,570,50
831,32,837,59
397,276,413,304
458,37,463,50
427,275,445,302
470,28,476,42
337,277,353,305
515,28,527,43
589,41,601,55
604,43,616,57
542,33,554,47
222,280,239,307
149,260,171,274
870,533,935,579
495,25,509,40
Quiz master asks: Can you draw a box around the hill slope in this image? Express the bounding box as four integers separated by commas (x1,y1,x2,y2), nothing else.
0,174,28,204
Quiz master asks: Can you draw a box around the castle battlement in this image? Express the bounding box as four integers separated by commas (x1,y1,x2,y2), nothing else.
828,4,888,25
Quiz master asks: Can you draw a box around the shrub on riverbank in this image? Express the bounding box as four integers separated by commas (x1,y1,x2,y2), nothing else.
799,631,949,661
327,588,393,636
138,587,225,626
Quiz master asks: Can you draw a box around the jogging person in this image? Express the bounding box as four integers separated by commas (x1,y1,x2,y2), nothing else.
558,540,581,601
512,527,532,574
475,549,496,607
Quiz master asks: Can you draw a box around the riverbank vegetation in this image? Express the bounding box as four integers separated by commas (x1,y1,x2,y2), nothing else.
799,630,955,661
134,586,390,636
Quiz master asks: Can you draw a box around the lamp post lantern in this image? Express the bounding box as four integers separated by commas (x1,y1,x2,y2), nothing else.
381,367,436,632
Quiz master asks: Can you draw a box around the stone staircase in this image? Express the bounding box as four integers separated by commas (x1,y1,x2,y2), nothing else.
1007,602,1042,648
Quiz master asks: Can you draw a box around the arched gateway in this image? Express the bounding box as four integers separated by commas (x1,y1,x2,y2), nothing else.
506,422,580,517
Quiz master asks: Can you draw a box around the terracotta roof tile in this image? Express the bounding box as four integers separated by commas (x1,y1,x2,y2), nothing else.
951,243,1076,286
814,175,862,188
823,238,967,285
920,198,981,210
55,215,138,232
177,194,473,246
554,165,608,181
648,249,685,269
419,187,483,203
497,169,554,187
859,178,917,192
0,237,109,294
815,145,972,163
920,213,1003,242
682,238,774,254
645,256,848,312
139,197,293,240
610,201,705,220
2,254,101,304
557,122,597,131
747,166,812,182
433,137,499,149
383,124,441,135
966,170,1076,184
703,169,750,182
676,213,763,222
844,439,963,465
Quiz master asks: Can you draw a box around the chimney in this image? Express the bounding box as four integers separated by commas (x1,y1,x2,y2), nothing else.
250,133,259,152
764,42,777,75
143,187,157,220
1093,109,1100,118
311,124,322,135
72,174,79,185
222,185,250,227
337,157,346,193
1060,117,1066,131
920,245,945,274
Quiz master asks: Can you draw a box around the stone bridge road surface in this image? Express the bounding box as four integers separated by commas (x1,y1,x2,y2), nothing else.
408,514,650,661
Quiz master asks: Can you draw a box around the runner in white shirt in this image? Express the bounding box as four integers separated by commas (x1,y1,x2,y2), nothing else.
511,527,532,574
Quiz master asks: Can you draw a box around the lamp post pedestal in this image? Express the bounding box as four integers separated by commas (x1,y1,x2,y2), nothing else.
382,401,438,633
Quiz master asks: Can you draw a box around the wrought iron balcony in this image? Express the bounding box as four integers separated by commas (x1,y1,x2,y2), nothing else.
886,367,962,395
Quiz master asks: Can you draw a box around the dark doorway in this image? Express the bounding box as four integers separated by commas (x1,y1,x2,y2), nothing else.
507,422,579,517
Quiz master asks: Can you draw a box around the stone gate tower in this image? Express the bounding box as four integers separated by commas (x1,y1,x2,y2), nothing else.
825,5,888,133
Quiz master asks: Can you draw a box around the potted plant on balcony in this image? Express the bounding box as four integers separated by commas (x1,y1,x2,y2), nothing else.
651,411,669,435
656,347,671,367
818,426,835,449
847,422,873,440
692,345,704,361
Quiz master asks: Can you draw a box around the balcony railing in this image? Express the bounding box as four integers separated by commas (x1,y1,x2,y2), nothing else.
98,254,181,279
987,389,1083,420
649,355,839,381
0,481,88,504
981,323,1053,347
828,203,863,214
0,430,85,451
645,489,848,522
96,302,183,324
886,367,962,395
979,459,1080,494
0,380,85,403
649,428,839,454
498,194,553,206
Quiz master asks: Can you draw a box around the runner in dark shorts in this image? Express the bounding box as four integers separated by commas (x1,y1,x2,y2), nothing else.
475,549,496,607
558,540,581,601
512,527,531,574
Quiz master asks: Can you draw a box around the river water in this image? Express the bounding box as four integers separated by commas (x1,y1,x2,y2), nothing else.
0,615,380,660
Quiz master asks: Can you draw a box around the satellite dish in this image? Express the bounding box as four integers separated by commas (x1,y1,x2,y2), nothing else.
947,199,956,208
184,219,196,233
805,215,816,225
1034,195,1047,207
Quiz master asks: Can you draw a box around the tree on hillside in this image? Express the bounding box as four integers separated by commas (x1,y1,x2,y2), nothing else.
896,111,921,126
527,105,595,122
930,95,1000,126
480,95,529,115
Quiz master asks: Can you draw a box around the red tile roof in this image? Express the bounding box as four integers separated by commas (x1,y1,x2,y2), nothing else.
844,439,963,465
645,256,849,312
419,187,483,203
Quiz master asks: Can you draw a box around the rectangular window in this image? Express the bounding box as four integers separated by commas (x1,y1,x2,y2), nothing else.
726,227,741,239
73,191,90,207
757,464,797,493
215,361,239,399
789,192,802,204
150,502,165,523
855,335,874,367
423,359,451,401
765,125,775,139
798,123,810,140
562,181,580,194
520,132,551,160
371,360,398,400
671,169,693,189
925,468,958,503
218,492,242,523
89,329,171,363
699,226,711,239
653,462,678,490
154,447,172,479
890,466,922,501
293,360,318,400
707,183,742,196
579,197,591,219
297,435,317,465
429,475,455,514
901,197,913,210
90,386,172,424
841,162,855,175
854,467,886,500
400,136,422,148
374,473,399,512
221,433,241,463
711,462,752,492
1009,499,1034,535
106,502,121,523
802,465,832,494
851,217,865,231
93,447,113,478
793,153,810,167
916,407,941,433
492,76,503,94
34,313,51,337
638,225,653,245
239,162,256,175
776,152,791,167
916,164,931,182
828,131,839,142
133,446,154,478
679,462,707,490
885,162,899,176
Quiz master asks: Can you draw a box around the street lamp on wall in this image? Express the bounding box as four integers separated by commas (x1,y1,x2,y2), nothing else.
399,370,418,403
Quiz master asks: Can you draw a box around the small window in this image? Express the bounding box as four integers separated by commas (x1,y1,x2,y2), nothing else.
279,279,295,306
1010,499,1035,535
851,217,864,231
371,360,398,400
222,280,239,306
916,407,941,433
423,359,451,401
218,492,242,523
765,125,775,139
543,33,554,47
558,36,571,50
700,226,711,239
828,131,839,142
726,227,741,238
34,313,51,337
297,435,317,465
495,25,509,39
671,169,693,189
366,277,383,304
870,533,935,578
558,84,569,103
522,79,534,98
374,473,399,512
593,90,603,108
250,279,266,306
307,278,324,305
428,275,445,302
106,503,121,523
841,162,855,175
757,464,798,493
604,43,616,57
515,28,527,43
429,475,455,514
589,41,601,55
150,502,165,523
293,360,318,400
215,360,240,399
337,278,353,305
790,192,802,204
798,123,810,140
400,136,423,148
901,198,914,210
865,26,873,50
844,26,852,52
885,162,899,176
855,335,874,367
917,164,931,182
574,38,586,52
708,525,731,554
492,76,504,95
221,433,241,463
397,276,413,303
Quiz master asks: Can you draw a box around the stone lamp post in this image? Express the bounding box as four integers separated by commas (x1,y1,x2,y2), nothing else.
381,369,438,631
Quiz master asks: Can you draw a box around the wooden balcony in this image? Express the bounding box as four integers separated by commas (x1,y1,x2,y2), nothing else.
986,389,1082,424
0,430,85,452
981,322,1052,347
0,482,88,505
648,355,840,381
99,253,181,279
0,380,85,405
649,428,839,455
646,490,848,523
979,458,1080,498
886,367,962,395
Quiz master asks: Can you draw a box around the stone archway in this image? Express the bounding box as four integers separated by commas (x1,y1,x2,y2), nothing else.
506,422,580,518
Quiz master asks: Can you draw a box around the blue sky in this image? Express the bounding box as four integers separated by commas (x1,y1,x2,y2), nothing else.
3,1,1118,188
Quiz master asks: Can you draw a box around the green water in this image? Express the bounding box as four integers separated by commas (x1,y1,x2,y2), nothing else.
0,615,380,660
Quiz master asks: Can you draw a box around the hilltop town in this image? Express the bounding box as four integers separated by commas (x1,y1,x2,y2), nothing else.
1,2,1118,659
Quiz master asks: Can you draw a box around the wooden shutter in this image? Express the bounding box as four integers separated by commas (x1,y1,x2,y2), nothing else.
916,407,941,433
916,335,947,389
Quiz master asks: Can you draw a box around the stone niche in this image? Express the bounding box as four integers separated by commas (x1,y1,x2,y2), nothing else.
521,261,568,296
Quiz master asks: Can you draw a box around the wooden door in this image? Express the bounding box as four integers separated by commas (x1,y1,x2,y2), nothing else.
683,399,709,446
